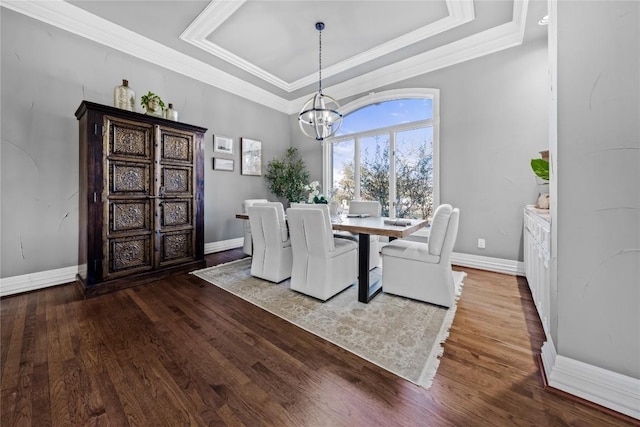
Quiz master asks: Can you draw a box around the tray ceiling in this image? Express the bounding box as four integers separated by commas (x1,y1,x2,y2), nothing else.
2,0,547,114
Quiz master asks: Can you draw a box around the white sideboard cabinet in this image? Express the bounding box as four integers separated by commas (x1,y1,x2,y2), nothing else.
523,206,551,337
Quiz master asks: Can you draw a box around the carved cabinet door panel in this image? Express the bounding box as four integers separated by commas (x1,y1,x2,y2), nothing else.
103,116,155,280
156,126,197,267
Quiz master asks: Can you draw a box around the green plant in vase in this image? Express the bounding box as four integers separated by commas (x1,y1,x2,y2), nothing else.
140,91,165,116
265,147,310,205
531,157,550,209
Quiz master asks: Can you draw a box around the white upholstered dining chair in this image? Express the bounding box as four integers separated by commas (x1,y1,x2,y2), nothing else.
380,204,460,307
247,202,292,283
290,202,347,240
241,198,268,255
286,205,358,301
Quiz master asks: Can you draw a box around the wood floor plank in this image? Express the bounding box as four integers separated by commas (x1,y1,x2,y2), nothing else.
45,290,73,427
30,291,52,427
1,248,637,426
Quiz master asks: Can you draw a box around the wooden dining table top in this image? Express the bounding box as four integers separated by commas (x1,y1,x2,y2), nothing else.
235,213,429,238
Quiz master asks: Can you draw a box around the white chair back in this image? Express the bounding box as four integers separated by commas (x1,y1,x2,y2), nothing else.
247,204,287,248
428,204,453,256
348,200,381,217
253,202,288,243
287,204,334,251
241,198,268,255
246,203,292,283
439,208,459,261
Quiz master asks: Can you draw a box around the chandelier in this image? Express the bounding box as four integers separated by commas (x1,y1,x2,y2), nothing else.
298,22,343,141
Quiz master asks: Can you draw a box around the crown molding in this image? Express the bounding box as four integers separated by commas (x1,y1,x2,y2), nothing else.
1,0,291,113
2,0,528,116
180,0,475,92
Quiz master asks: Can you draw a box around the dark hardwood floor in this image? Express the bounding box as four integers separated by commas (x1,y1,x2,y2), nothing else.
1,248,635,426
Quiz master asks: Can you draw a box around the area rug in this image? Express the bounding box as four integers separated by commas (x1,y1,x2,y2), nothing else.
191,258,466,389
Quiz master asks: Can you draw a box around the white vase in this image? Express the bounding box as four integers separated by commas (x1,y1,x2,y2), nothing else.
536,177,549,194
113,79,135,111
537,183,549,194
165,103,178,121
535,178,550,209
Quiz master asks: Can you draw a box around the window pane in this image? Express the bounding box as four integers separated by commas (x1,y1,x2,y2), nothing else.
360,134,390,216
331,139,354,206
336,98,432,136
395,127,434,219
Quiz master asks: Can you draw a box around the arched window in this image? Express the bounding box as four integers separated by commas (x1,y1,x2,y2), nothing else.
323,89,439,220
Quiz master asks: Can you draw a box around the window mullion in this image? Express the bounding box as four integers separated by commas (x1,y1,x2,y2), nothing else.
389,131,396,219
322,140,331,198
354,136,361,200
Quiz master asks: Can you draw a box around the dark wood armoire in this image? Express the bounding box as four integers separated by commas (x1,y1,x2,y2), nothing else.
75,101,207,297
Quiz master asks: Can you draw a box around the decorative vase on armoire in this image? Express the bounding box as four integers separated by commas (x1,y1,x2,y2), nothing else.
165,103,178,121
113,79,135,111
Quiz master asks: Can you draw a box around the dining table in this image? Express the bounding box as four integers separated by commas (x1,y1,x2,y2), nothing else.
235,212,429,303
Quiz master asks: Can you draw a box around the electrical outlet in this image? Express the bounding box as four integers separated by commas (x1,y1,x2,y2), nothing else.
478,238,486,249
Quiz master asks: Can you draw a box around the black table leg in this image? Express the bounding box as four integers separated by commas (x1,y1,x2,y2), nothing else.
357,233,382,303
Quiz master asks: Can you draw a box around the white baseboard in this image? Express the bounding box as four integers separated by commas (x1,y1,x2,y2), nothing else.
204,238,243,254
0,265,78,297
541,339,640,420
451,252,525,276
0,238,244,298
0,244,519,297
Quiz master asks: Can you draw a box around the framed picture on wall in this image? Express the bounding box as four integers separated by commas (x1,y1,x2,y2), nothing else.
213,135,234,155
241,138,262,176
213,157,234,171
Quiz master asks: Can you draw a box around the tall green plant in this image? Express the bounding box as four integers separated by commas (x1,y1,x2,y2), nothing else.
264,147,310,204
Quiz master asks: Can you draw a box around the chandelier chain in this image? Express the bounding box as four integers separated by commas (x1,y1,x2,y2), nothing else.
318,27,322,93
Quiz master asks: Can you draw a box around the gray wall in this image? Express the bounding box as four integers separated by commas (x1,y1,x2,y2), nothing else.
291,34,549,262
554,1,639,378
0,9,289,278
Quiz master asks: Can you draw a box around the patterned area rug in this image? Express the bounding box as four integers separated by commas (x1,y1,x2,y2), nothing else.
192,258,466,389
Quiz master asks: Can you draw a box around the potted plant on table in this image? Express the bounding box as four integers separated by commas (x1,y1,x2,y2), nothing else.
305,181,328,204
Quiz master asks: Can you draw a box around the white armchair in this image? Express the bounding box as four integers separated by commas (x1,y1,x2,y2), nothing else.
247,202,292,283
241,198,268,255
286,205,358,301
381,204,460,307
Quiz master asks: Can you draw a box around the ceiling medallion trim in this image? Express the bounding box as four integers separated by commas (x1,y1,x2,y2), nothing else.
180,0,475,93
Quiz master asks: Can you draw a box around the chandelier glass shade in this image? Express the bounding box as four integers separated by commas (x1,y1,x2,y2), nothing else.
298,22,343,141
